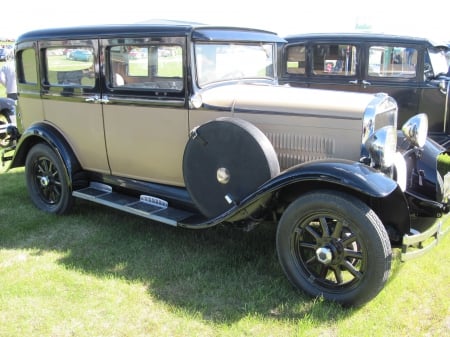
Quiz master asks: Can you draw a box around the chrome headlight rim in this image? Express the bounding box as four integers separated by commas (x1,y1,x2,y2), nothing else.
401,113,428,148
364,125,397,168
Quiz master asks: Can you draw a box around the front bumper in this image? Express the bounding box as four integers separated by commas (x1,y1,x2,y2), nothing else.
401,215,450,261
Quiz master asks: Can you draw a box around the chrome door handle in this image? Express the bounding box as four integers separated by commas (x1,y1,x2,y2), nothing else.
349,80,358,85
98,95,109,104
85,95,109,104
362,80,371,87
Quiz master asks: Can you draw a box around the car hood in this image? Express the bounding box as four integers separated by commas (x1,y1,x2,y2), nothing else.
198,83,377,119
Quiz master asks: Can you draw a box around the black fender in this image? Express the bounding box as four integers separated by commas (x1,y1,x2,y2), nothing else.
180,159,411,236
398,132,450,215
8,122,81,188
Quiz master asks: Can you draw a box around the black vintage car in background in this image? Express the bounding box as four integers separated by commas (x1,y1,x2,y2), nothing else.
280,33,450,147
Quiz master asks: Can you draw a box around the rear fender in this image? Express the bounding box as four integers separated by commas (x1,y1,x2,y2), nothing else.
8,122,81,187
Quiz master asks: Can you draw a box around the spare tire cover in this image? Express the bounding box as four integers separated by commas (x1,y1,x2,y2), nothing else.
183,117,280,218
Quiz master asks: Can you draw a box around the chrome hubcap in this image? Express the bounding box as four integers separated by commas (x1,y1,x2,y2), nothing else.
316,246,333,265
40,176,50,187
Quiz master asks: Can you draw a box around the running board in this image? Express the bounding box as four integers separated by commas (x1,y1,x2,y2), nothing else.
72,182,195,226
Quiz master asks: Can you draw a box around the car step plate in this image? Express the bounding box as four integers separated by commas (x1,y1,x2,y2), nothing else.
72,182,194,226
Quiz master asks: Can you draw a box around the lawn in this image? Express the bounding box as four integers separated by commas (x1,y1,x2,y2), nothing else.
0,167,449,337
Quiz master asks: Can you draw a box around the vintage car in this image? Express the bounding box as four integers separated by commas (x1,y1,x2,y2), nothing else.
2,24,449,306
280,33,450,147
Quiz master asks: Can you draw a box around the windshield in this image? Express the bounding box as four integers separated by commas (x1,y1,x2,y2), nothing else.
428,47,449,76
194,43,275,87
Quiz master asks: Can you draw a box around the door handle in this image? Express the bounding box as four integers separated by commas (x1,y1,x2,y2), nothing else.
349,80,358,85
98,95,109,104
85,95,108,104
362,80,371,88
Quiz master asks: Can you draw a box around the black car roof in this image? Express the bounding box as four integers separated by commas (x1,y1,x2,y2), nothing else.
284,32,448,49
16,23,286,44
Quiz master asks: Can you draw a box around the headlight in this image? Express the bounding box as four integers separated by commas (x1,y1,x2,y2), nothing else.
401,113,428,148
364,126,397,168
190,93,203,109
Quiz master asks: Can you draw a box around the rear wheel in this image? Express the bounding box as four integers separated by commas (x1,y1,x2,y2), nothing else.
276,190,392,306
25,143,74,214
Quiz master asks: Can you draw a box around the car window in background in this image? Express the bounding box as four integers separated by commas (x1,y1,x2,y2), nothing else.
368,46,417,78
311,44,357,76
286,44,306,74
427,47,449,77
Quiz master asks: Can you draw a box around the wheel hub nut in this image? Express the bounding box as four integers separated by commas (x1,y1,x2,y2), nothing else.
40,176,50,187
316,247,332,264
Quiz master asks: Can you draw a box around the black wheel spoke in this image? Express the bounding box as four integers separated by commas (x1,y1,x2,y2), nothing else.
299,242,316,250
344,249,363,260
319,216,330,237
342,234,357,246
341,260,363,280
305,225,321,241
305,255,317,265
331,220,344,238
332,266,344,284
318,264,329,279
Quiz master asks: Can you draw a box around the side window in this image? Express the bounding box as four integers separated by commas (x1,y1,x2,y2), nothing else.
368,46,417,78
17,48,38,84
312,44,357,76
108,45,183,91
286,45,306,74
45,47,95,87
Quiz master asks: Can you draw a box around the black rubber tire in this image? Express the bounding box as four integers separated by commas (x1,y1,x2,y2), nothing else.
25,143,74,214
276,190,392,307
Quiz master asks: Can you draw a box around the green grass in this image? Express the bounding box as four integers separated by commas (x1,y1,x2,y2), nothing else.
0,168,449,337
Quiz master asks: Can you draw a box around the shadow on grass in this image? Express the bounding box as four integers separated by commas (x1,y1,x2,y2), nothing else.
0,169,357,323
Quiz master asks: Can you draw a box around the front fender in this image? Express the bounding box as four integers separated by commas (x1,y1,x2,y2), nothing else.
264,159,411,237
263,159,398,197
8,122,81,186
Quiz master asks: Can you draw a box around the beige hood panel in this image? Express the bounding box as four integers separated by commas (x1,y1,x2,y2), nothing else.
200,84,375,119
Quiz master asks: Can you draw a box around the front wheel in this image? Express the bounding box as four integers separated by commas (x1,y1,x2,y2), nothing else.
25,143,74,214
276,190,392,307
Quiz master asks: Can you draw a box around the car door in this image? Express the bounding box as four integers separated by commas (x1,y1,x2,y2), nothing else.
100,37,189,186
359,42,422,127
40,39,110,174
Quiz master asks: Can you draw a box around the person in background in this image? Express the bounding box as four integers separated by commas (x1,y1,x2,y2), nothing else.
0,61,17,100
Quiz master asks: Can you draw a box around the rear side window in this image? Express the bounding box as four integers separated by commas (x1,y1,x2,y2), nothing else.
17,48,38,84
45,47,95,87
311,44,357,76
286,45,306,74
108,45,183,91
368,46,417,78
